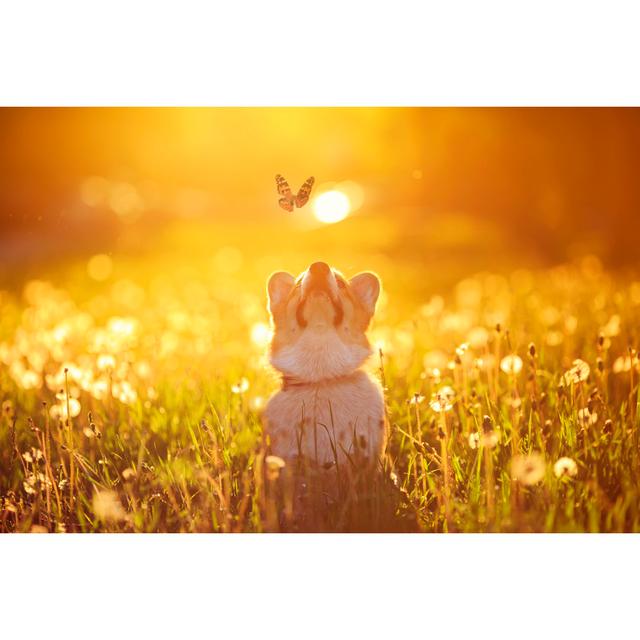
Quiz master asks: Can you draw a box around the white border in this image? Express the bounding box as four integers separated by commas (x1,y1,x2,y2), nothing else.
1,534,637,638
1,1,639,105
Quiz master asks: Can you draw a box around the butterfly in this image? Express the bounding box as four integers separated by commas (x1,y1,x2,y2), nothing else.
275,174,315,212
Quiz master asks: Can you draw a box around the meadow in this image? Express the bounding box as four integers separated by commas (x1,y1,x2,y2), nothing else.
1,217,639,533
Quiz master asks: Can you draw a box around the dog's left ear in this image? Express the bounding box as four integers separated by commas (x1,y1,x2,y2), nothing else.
349,272,381,317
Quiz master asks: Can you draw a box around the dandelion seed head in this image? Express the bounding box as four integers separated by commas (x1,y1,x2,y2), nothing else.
429,386,455,413
511,453,546,485
560,359,591,386
554,457,578,478
500,354,523,375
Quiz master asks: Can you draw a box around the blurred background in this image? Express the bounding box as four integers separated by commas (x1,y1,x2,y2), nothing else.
1,107,640,289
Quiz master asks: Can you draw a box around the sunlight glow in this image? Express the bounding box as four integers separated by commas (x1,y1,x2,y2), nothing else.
313,190,351,224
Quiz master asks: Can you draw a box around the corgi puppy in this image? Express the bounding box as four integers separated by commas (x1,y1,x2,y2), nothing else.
263,262,387,475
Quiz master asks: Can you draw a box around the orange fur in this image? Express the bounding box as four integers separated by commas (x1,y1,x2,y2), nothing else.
263,262,387,472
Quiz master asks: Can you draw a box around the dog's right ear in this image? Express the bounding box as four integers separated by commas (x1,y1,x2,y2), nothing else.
267,272,295,315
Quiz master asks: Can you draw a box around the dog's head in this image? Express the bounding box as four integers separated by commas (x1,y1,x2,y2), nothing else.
266,262,381,382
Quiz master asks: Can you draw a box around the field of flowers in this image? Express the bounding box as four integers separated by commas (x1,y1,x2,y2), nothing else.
1,223,639,532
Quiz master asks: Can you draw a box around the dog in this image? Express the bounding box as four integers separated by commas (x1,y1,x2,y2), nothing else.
263,262,387,481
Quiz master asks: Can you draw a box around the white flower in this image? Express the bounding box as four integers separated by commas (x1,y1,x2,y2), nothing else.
500,355,523,375
577,407,598,425
511,453,545,485
554,457,578,478
429,386,455,413
560,359,590,386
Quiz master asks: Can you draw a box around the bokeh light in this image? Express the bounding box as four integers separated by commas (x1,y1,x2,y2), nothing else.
87,254,113,281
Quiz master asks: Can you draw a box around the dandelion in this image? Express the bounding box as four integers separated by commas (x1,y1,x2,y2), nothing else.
560,359,590,386
554,457,578,478
578,407,598,425
429,386,455,413
231,377,250,394
469,429,500,450
410,393,425,405
511,453,546,485
50,392,81,419
500,354,523,375
92,490,127,522
265,455,286,481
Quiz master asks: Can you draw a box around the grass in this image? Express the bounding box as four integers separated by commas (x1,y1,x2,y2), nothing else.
1,220,640,532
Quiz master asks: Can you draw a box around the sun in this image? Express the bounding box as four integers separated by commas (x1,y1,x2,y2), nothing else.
312,190,351,224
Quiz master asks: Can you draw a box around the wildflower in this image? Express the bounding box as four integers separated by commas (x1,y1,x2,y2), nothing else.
231,377,250,394
578,407,598,426
429,386,455,413
500,354,523,375
469,419,500,450
560,359,590,386
389,471,399,487
410,393,425,405
265,455,286,481
554,457,578,478
511,453,546,485
92,490,127,522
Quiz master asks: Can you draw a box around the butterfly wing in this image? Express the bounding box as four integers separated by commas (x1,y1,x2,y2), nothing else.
294,176,315,208
276,174,295,211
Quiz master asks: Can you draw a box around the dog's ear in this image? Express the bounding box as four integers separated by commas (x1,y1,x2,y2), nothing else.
349,272,381,317
267,272,295,315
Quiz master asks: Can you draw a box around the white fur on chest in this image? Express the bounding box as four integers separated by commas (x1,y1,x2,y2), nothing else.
263,371,386,466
